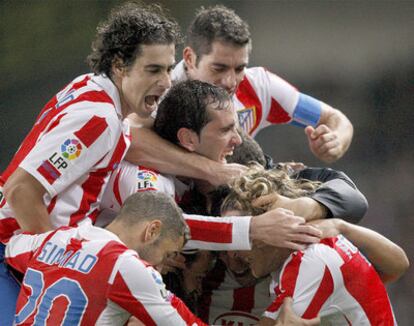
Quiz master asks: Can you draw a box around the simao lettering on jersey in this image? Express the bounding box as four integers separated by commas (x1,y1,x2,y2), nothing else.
213,311,259,326
37,241,97,274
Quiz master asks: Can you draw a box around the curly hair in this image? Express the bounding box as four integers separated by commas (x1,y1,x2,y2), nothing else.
221,165,321,216
153,80,231,145
187,5,251,60
87,1,182,77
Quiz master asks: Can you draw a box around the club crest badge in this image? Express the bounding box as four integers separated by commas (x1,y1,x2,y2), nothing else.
237,106,257,134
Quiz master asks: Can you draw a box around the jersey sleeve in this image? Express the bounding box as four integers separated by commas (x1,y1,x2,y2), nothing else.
295,167,369,223
183,214,251,251
5,232,52,273
20,103,121,198
106,251,206,325
244,67,322,133
264,248,335,320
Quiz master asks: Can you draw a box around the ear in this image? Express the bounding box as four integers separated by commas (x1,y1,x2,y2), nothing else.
183,46,197,70
143,220,162,244
177,127,199,152
111,56,125,79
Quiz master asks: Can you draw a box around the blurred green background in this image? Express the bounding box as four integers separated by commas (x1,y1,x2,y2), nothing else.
1,0,413,322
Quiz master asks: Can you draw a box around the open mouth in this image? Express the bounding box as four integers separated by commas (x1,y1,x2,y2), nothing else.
144,95,160,112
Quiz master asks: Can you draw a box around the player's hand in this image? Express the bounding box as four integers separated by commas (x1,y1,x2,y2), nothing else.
275,297,320,325
250,208,322,251
308,218,344,239
208,162,247,186
305,125,343,163
276,162,306,175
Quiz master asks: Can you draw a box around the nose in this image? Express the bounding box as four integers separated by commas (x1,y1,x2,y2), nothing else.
232,130,242,146
158,71,172,90
221,71,237,94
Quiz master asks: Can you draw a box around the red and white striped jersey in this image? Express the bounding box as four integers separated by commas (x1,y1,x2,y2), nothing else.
199,259,272,325
172,61,322,137
0,74,130,242
5,223,206,325
98,161,251,251
265,235,396,325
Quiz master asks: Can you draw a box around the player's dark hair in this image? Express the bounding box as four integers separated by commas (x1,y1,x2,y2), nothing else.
154,80,231,144
187,5,251,62
87,1,181,78
119,192,189,243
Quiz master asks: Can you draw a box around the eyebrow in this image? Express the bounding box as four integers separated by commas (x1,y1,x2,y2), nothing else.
145,63,176,69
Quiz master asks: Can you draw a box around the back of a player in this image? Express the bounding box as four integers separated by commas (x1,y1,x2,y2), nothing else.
9,224,128,325
266,235,396,325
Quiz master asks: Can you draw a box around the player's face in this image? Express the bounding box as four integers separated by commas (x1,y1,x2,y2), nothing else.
185,41,249,95
193,102,242,163
223,210,278,279
114,43,175,119
141,235,185,271
219,251,256,287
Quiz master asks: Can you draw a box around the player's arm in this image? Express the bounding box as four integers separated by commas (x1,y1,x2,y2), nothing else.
310,219,409,283
305,103,353,163
106,253,206,325
125,126,246,186
262,69,352,163
296,167,368,223
252,166,368,223
4,168,52,233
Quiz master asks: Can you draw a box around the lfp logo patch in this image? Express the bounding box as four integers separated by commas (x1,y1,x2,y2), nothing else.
137,170,158,191
61,139,82,160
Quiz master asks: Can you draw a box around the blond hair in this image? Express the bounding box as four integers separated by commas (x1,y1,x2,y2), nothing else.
221,164,321,215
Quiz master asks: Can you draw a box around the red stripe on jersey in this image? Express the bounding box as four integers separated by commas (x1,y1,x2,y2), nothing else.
302,266,334,318
186,219,232,244
6,252,33,274
113,169,123,206
199,259,227,322
236,77,263,135
267,251,303,313
0,218,20,243
170,295,206,325
47,196,57,214
267,97,291,124
341,252,395,324
232,286,255,312
74,116,108,148
45,113,67,133
37,160,61,184
1,89,114,183
69,170,106,226
111,272,157,325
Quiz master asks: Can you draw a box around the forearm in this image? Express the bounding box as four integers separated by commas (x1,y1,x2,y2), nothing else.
298,167,369,223
4,176,52,233
125,127,245,186
339,220,409,283
125,127,213,179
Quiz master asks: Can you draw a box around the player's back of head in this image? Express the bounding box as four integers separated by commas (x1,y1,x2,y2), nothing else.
117,191,189,242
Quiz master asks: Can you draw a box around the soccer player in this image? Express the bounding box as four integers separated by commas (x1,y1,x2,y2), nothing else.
217,167,408,325
125,5,354,186
0,3,180,324
5,191,204,325
100,80,323,253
